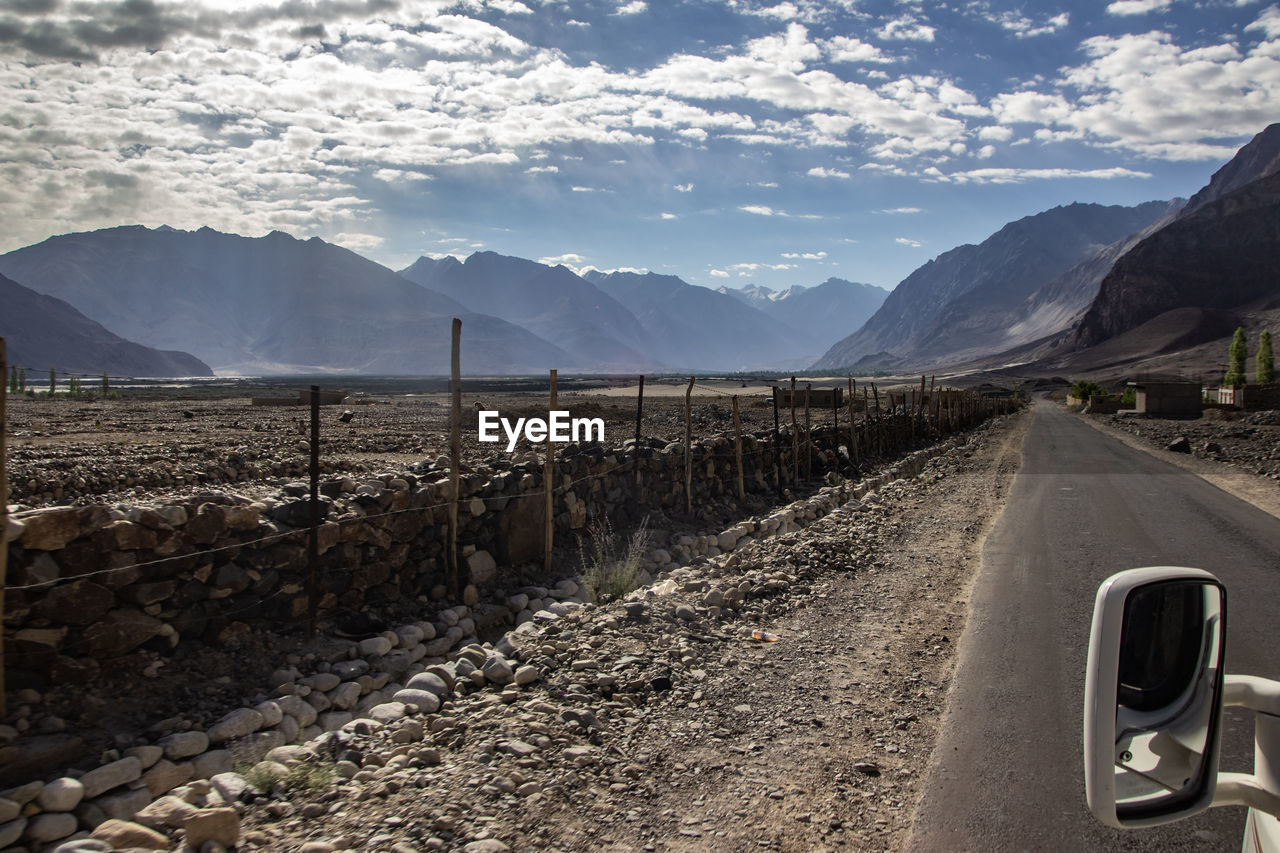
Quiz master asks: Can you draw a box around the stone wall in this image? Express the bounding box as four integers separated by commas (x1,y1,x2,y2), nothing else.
3,407,1010,692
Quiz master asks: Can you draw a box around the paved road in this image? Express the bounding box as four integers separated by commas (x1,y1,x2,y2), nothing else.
909,401,1280,851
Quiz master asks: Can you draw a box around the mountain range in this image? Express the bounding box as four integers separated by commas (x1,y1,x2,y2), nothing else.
4,123,1279,379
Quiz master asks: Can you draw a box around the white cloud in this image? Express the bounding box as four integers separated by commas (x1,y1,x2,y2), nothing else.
1246,5,1280,39
615,0,647,14
824,35,893,64
539,252,587,267
661,212,677,219
928,166,1153,184
730,262,796,274
710,269,730,278
807,166,851,178
333,231,386,250
895,237,922,247
674,183,694,192
740,205,777,215
877,16,936,42
877,206,922,214
571,186,596,192
526,165,559,173
782,251,827,259
991,10,1070,37
1106,0,1173,15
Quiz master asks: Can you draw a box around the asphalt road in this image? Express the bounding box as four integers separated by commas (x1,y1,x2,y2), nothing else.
909,400,1280,851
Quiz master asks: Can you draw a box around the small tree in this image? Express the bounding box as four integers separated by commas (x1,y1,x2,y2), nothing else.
101,371,109,395
1258,330,1275,385
49,366,56,395
1071,380,1104,402
1225,327,1248,387
18,366,25,392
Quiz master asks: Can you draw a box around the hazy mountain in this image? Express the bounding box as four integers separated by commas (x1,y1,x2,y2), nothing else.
718,278,888,353
583,270,802,370
400,253,656,371
0,272,213,377
812,201,1177,370
0,226,570,375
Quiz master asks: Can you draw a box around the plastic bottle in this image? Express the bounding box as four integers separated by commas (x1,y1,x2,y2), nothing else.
751,629,780,642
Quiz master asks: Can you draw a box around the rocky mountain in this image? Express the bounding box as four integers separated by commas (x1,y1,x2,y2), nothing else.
1074,171,1280,349
0,272,213,377
718,278,888,354
399,253,657,371
0,226,570,375
1183,123,1280,213
582,270,801,370
812,201,1177,371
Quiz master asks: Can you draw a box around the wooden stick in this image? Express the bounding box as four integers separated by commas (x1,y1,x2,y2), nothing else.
831,387,839,463
847,377,858,467
544,369,557,573
789,376,798,483
634,375,644,485
684,376,694,516
0,338,7,716
771,386,783,497
307,385,320,639
447,318,462,600
803,383,812,480
732,395,745,502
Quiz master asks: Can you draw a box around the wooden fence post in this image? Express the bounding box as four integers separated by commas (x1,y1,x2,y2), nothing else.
732,395,745,502
771,387,783,497
545,369,557,573
847,377,858,467
871,384,881,455
803,383,812,480
0,337,7,716
447,318,462,600
789,377,798,483
634,374,644,485
307,385,320,639
684,376,695,516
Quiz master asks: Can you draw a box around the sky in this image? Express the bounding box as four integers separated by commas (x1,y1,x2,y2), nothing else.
2,0,1279,292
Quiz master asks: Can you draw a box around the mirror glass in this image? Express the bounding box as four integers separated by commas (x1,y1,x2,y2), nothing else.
1113,580,1223,818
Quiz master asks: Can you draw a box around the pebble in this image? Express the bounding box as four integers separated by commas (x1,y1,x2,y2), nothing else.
36,777,84,812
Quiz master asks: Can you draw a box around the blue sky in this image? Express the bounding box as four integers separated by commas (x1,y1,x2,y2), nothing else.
1,0,1278,292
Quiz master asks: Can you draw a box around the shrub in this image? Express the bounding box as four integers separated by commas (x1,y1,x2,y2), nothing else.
1071,380,1104,402
1258,330,1274,385
578,515,651,601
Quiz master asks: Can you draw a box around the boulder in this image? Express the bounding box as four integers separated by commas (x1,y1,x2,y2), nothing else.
83,610,162,658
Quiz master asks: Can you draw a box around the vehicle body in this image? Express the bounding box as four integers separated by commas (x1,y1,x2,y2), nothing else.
1084,567,1280,851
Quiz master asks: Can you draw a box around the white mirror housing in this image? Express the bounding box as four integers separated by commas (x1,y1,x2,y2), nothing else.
1084,567,1227,828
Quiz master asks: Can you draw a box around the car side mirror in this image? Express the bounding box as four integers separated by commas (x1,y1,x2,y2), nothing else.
1084,567,1227,828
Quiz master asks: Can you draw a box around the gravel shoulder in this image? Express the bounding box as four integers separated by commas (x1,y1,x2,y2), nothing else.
230,410,1031,853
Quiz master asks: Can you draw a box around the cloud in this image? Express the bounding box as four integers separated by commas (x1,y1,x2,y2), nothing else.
781,251,827,259
332,231,386,251
614,0,646,14
1106,0,1173,15
538,252,587,267
895,237,922,247
526,165,559,173
824,35,893,64
674,183,694,192
739,204,777,215
988,27,1280,160
990,10,1070,37
807,166,851,178
877,16,935,42
709,268,730,278
929,166,1153,184
1246,4,1280,38
729,261,796,274
877,206,922,213
660,212,677,219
